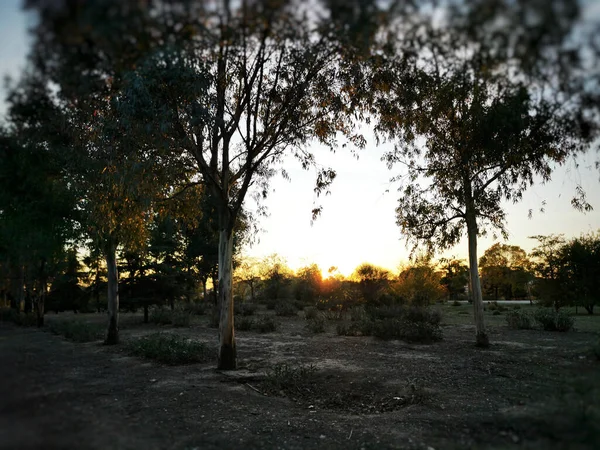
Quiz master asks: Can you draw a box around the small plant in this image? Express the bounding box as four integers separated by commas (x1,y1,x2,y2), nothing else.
171,308,192,327
534,308,575,332
305,315,326,334
492,310,502,316
236,316,254,331
451,300,461,307
350,306,367,322
149,306,172,325
129,333,213,365
304,306,318,320
48,320,104,343
505,309,534,329
266,363,317,390
208,309,220,328
255,316,277,332
237,303,257,316
275,302,297,317
185,302,208,316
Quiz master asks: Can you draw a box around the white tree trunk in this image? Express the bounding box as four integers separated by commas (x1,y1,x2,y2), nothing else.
105,241,120,345
217,228,236,370
466,211,489,347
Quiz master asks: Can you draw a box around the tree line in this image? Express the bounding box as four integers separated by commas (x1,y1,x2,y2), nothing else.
0,0,598,367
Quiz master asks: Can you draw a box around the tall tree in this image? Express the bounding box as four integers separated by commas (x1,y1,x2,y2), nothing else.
372,1,594,347
479,243,531,300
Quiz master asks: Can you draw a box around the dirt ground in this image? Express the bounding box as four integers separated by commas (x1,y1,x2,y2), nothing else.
1,310,599,450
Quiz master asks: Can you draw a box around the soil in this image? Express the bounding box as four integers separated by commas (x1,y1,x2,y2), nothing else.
1,313,599,450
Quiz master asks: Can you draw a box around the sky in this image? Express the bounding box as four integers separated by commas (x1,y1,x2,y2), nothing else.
1,0,599,277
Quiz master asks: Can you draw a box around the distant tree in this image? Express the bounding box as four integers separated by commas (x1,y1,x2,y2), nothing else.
561,232,600,315
351,263,390,304
479,243,532,300
259,254,293,302
0,75,77,326
373,2,593,346
438,257,469,301
395,258,446,306
235,257,261,302
529,235,570,310
293,264,323,303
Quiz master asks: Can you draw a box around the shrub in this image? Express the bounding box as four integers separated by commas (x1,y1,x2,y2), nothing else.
149,306,172,325
451,300,461,307
171,309,192,327
236,303,257,316
306,315,326,333
492,310,502,316
350,306,367,322
275,302,297,317
48,320,104,343
208,309,220,328
0,309,38,327
339,306,442,343
505,310,534,330
266,363,317,390
304,306,318,320
237,316,254,331
129,333,213,365
255,316,277,333
534,308,575,332
185,302,208,316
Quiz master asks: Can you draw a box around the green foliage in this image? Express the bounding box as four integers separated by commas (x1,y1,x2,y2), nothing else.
149,306,172,325
235,302,257,316
352,263,390,304
171,308,192,328
305,315,326,334
184,302,208,316
439,258,469,300
129,333,213,365
1,310,38,327
304,307,318,320
505,310,535,329
48,320,104,343
236,316,254,331
479,243,532,300
337,306,442,343
534,308,575,332
255,316,277,333
266,363,317,391
293,264,322,303
275,302,298,317
452,300,462,307
395,258,446,306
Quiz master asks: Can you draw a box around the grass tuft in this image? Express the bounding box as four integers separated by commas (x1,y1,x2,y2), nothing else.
129,333,213,365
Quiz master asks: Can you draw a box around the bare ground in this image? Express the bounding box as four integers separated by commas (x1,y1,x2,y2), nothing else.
1,312,599,450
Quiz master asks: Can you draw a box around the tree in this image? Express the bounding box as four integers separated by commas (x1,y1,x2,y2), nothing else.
372,1,593,347
479,243,532,300
259,254,293,302
561,232,600,315
395,258,446,306
351,263,390,304
529,235,569,310
438,257,469,301
293,264,323,303
24,0,191,343
235,257,261,302
0,74,77,326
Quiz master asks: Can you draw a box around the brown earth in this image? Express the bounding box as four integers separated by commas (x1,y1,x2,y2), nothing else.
1,312,599,450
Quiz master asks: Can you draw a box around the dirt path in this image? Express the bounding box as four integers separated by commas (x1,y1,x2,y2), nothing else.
1,319,599,450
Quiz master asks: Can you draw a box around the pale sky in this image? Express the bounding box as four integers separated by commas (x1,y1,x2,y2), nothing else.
1,0,599,277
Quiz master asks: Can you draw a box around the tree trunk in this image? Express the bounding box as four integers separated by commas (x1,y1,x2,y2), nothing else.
466,207,489,348
105,241,120,345
584,305,594,315
35,260,47,328
250,282,255,302
18,265,25,313
217,228,236,370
